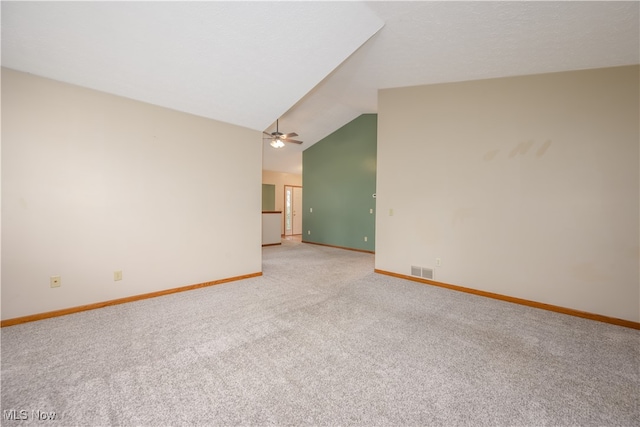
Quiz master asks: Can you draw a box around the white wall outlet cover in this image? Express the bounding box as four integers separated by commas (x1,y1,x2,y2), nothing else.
50,276,61,288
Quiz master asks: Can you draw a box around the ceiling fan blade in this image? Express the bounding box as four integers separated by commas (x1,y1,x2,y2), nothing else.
285,139,303,144
283,132,298,138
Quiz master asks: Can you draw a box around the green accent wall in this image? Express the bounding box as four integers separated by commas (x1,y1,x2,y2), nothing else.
262,184,275,211
302,114,377,251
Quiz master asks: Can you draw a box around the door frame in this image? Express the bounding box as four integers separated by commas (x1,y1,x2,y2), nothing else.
284,185,303,236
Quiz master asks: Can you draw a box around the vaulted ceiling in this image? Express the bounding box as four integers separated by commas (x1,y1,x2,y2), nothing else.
3,2,638,174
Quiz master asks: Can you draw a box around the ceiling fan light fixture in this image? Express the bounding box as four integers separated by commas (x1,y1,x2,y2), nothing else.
270,139,285,149
265,120,301,148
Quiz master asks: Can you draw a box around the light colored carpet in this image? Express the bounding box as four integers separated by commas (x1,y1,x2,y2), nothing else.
2,240,639,426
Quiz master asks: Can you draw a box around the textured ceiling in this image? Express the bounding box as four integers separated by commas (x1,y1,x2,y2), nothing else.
2,2,639,175
1,1,383,131
267,1,640,174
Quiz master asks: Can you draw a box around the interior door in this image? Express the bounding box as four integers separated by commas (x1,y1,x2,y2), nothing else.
292,186,303,235
285,186,293,236
284,185,303,236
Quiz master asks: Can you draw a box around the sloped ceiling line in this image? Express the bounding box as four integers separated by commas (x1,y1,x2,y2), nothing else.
2,1,638,174
1,1,384,132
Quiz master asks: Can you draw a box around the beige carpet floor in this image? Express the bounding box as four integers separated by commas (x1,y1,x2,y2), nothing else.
2,240,639,425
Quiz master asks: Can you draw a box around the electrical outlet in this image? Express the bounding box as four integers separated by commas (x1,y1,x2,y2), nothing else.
369,208,373,214
50,276,61,288
364,236,368,242
308,230,311,235
310,208,313,213
436,258,442,267
114,271,123,281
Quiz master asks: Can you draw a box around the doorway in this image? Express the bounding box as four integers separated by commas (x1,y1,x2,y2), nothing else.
284,185,303,236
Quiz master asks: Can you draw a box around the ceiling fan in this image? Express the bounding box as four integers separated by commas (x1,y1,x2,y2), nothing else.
263,119,303,148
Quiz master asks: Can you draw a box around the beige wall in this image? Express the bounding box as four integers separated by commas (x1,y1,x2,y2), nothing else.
262,170,302,234
1,68,263,320
376,65,639,322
